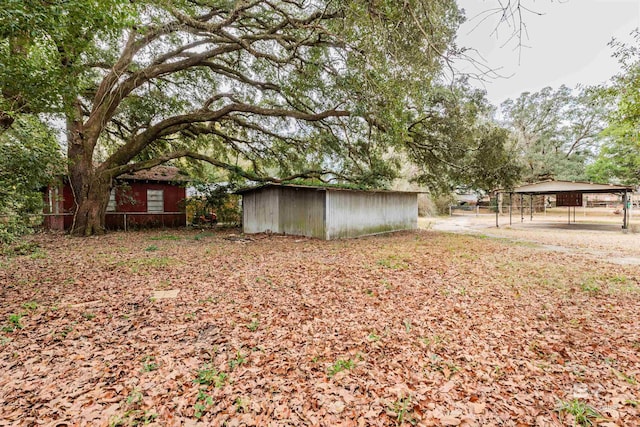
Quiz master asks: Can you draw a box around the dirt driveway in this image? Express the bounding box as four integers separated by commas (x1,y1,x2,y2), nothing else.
420,212,640,265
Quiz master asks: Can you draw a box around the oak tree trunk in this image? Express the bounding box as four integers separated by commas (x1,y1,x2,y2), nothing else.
67,115,111,236
69,167,111,236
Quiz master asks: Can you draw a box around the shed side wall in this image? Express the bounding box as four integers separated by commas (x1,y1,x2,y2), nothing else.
278,187,325,239
325,191,417,239
242,187,280,234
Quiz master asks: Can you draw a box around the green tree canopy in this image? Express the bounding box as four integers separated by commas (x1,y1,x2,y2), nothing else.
501,85,612,183
0,0,135,124
587,29,640,186
406,83,521,194
0,116,63,242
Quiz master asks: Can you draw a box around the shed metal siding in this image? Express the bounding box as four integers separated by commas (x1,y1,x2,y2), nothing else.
242,187,280,233
325,191,417,239
278,187,325,239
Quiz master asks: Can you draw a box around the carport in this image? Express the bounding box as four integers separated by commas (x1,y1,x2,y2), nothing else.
498,180,634,230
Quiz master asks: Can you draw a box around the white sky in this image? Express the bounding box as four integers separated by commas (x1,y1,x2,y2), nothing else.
454,0,640,105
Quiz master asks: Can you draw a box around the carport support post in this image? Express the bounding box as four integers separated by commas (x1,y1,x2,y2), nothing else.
530,195,533,221
509,193,512,226
520,194,524,223
623,190,628,230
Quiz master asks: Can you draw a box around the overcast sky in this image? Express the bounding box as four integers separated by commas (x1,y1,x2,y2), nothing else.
454,0,640,106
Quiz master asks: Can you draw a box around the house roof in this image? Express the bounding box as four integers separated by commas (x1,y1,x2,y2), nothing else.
119,166,189,183
235,183,421,195
511,180,634,195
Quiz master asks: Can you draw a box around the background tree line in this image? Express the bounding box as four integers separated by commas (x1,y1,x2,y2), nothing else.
498,28,639,188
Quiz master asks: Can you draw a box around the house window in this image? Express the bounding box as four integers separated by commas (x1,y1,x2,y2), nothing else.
48,187,60,214
106,189,116,212
147,189,164,212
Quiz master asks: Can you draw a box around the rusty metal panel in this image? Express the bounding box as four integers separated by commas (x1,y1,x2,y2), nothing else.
556,192,583,207
242,187,280,233
278,187,326,239
325,191,417,239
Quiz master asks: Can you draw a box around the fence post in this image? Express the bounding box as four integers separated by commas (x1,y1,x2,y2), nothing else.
449,205,452,216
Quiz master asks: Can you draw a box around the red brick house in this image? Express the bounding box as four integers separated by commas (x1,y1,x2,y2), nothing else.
44,166,188,231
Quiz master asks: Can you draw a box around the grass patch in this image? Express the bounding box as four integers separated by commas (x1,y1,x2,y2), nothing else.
148,234,180,241
109,389,158,427
141,356,158,372
21,301,38,311
194,231,214,241
2,313,25,332
368,332,380,342
246,319,259,332
229,351,247,370
612,368,637,384
377,254,409,270
420,334,444,349
328,358,355,378
388,395,417,425
603,274,640,294
29,248,48,259
193,389,214,419
194,364,227,388
1,241,40,256
234,396,249,413
579,279,601,294
555,399,602,426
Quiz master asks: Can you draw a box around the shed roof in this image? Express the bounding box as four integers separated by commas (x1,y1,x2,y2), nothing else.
119,166,189,183
235,183,421,195
511,180,633,195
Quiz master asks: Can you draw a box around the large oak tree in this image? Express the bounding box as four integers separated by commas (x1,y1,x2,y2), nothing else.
3,0,467,235
2,1,526,236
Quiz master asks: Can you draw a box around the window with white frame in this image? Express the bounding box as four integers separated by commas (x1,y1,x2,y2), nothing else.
48,186,60,214
147,189,164,212
106,189,116,212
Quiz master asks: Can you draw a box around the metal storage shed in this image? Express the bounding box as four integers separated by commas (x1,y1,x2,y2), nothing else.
237,184,418,239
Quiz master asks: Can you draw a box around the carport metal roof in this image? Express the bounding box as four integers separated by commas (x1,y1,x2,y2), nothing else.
511,180,633,195
499,180,635,230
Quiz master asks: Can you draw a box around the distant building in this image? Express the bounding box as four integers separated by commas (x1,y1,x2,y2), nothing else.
43,166,188,231
237,184,418,240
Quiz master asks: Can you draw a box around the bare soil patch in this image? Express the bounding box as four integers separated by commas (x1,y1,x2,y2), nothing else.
1,229,639,426
425,211,640,261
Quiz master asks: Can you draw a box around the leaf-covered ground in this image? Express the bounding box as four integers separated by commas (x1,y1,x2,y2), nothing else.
1,229,639,426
